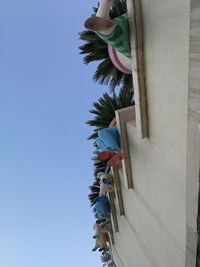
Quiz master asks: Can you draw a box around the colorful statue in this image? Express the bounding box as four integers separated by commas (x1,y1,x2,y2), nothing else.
92,223,110,252
92,231,109,252
92,218,110,252
97,172,113,195
84,0,132,74
95,126,125,167
94,195,110,218
92,179,111,252
94,179,112,226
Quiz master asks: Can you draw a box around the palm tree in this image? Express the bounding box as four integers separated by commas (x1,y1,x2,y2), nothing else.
88,178,100,207
86,86,135,140
79,0,133,93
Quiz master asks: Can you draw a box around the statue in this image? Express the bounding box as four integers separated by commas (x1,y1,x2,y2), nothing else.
97,172,113,195
95,125,125,167
84,0,132,74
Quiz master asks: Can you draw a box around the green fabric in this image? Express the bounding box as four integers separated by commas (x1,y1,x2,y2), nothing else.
96,14,131,58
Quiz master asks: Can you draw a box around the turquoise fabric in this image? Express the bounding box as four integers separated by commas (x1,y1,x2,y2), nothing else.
94,126,120,152
95,195,110,218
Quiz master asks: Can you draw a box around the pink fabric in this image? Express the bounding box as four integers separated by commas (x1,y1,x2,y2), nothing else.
108,45,132,74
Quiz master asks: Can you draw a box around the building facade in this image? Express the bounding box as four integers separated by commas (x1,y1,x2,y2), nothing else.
109,1,200,267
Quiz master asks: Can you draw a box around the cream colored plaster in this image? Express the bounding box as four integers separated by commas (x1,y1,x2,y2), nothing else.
111,0,190,266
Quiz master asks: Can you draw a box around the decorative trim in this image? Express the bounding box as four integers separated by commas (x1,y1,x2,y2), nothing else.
186,1,200,266
108,220,115,245
108,191,119,233
127,0,149,139
112,165,125,216
115,106,135,189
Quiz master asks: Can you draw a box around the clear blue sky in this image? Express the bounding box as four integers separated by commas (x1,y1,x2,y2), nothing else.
0,1,108,266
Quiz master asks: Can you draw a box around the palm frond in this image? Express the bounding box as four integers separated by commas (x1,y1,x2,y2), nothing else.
88,178,100,206
86,87,134,140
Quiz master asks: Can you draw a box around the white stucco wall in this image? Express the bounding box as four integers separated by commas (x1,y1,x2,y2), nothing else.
111,0,190,266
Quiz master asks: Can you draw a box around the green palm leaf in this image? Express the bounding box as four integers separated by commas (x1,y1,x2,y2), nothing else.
86,86,134,140
88,178,100,206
